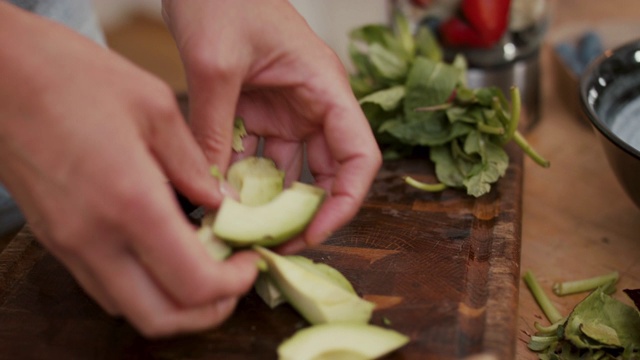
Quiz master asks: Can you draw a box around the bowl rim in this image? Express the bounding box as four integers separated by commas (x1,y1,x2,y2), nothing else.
579,40,640,161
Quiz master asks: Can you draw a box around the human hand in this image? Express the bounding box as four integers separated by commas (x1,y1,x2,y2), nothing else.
162,0,383,251
0,3,258,337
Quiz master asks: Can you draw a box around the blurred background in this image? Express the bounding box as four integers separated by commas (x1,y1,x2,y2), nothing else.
94,0,388,93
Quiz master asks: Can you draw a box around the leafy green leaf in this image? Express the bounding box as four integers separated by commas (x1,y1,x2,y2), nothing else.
392,9,415,62
462,142,508,197
404,57,461,116
414,26,442,62
347,12,549,197
369,42,408,81
358,85,406,111
564,287,640,351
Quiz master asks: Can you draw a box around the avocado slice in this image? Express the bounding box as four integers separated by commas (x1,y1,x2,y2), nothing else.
213,182,325,247
254,271,288,309
254,246,375,325
277,323,409,360
255,255,356,309
226,156,285,206
195,224,232,261
285,256,356,294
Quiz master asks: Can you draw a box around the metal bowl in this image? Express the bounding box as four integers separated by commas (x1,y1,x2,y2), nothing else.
580,39,640,209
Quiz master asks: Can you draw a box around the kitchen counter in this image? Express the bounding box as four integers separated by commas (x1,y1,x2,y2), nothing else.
516,0,640,358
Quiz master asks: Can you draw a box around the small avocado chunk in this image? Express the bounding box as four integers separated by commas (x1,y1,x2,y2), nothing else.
196,224,232,261
226,156,285,206
277,323,410,360
213,182,325,247
254,271,287,309
254,246,375,325
255,255,356,309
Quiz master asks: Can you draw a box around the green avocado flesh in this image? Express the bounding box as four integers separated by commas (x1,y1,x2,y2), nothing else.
254,271,287,309
195,223,232,261
254,246,375,325
277,323,409,360
226,156,285,206
255,255,356,309
213,182,325,247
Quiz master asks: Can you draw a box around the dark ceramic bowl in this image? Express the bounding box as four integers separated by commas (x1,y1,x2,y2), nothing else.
580,39,640,209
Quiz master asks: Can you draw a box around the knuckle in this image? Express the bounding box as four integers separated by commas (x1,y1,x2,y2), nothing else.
185,45,239,82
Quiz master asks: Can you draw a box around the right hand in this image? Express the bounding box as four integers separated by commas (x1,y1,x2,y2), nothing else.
0,2,258,337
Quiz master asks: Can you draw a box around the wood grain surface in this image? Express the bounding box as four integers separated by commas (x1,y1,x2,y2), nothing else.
0,144,523,359
516,1,640,358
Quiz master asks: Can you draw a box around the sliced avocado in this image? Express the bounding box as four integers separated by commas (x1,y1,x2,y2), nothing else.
277,323,409,360
213,182,325,247
226,156,285,206
195,225,232,261
254,246,375,325
285,256,356,294
255,255,355,309
232,117,247,152
254,271,287,309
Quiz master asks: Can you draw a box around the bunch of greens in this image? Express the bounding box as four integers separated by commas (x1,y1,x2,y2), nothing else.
348,12,549,197
523,270,640,359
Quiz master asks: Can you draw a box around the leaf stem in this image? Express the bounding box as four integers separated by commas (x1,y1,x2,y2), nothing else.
404,176,447,192
552,271,619,296
477,122,505,135
534,319,566,335
414,103,453,112
513,131,550,168
504,86,521,143
523,270,564,324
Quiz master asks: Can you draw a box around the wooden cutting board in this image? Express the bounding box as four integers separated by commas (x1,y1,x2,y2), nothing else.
0,145,523,359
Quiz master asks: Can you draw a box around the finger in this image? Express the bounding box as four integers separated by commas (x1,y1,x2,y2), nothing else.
54,251,121,316
90,246,241,337
304,103,382,246
130,187,259,306
187,64,243,173
144,98,222,208
261,138,304,185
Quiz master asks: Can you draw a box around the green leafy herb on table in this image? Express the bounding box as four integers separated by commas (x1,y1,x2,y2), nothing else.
523,270,640,359
348,12,549,197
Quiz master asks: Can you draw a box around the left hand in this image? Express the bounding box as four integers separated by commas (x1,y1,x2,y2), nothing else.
162,0,382,251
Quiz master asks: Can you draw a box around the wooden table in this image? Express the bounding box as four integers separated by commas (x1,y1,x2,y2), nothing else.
516,0,640,358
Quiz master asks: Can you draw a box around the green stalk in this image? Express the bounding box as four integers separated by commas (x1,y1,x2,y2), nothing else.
534,318,566,335
492,96,510,128
552,271,619,296
504,86,521,143
477,122,505,135
451,139,475,162
404,176,447,192
523,270,564,324
414,103,453,112
513,131,550,168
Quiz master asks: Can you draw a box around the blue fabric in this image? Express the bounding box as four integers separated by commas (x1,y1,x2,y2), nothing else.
1,0,106,237
7,0,106,45
0,185,25,236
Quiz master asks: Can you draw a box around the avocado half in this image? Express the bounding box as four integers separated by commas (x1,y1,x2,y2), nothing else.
213,182,325,248
277,322,409,360
254,246,375,325
226,156,284,206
